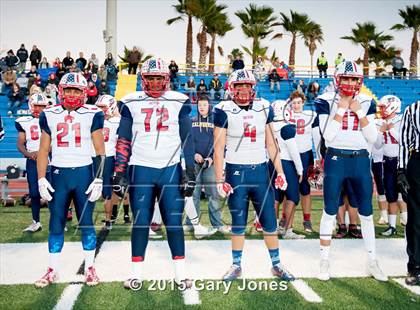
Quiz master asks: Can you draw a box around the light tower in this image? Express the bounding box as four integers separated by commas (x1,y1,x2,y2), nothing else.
103,0,117,57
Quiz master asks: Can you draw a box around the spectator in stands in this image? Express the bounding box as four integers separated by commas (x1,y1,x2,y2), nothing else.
232,55,245,71
168,60,179,90
39,57,50,69
33,74,42,88
29,84,41,96
188,95,226,232
87,61,98,74
106,64,118,82
89,53,99,67
254,56,267,81
82,68,91,81
46,72,59,87
98,80,110,95
69,63,80,73
76,52,87,70
26,66,37,90
29,45,42,68
2,68,17,95
323,81,335,93
91,73,101,88
104,52,116,67
86,81,98,105
306,81,320,103
5,50,19,70
7,83,24,116
209,74,224,100
52,57,61,68
317,51,328,78
269,68,280,93
56,62,66,80
16,44,28,73
16,73,29,95
334,53,345,67
292,79,307,94
97,65,107,82
184,76,197,100
62,51,74,69
196,78,208,96
392,51,408,78
43,84,58,105
127,46,141,74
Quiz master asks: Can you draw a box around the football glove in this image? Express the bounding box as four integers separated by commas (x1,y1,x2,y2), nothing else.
38,177,55,201
274,173,288,191
397,169,409,201
181,166,196,197
85,178,103,202
112,172,128,198
216,182,233,198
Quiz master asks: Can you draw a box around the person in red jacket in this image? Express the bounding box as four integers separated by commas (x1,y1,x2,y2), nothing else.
86,81,98,105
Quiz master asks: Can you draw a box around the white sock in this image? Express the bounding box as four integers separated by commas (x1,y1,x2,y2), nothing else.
400,211,407,223
49,253,60,271
84,250,95,272
388,214,397,228
174,259,186,283
380,209,388,219
185,197,199,225
378,195,386,202
359,214,376,261
320,245,330,261
132,262,143,280
397,193,403,202
344,211,350,227
320,210,336,241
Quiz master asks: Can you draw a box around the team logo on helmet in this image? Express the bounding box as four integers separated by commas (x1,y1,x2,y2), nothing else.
307,164,324,190
378,95,401,119
334,61,363,97
58,73,88,109
95,95,118,116
228,69,256,105
29,93,48,118
272,100,293,122
140,58,170,98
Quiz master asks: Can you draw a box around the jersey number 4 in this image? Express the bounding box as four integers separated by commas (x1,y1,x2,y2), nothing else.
342,111,359,131
141,108,169,132
244,123,256,142
57,122,81,147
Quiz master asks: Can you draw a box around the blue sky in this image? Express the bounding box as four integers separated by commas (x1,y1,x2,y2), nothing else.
0,0,418,70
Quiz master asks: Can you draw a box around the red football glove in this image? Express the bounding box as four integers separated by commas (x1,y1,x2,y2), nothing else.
275,173,288,191
217,182,233,198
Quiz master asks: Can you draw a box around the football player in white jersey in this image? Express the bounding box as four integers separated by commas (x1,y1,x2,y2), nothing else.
271,99,305,240
94,95,122,230
376,95,407,236
35,72,105,288
315,61,387,282
112,58,199,304
16,93,49,233
289,91,321,233
214,69,294,282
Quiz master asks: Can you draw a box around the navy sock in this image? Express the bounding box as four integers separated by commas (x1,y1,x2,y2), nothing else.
232,250,243,266
268,248,280,267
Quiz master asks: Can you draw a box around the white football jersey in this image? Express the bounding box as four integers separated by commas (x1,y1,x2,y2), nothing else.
371,119,384,162
214,99,272,165
316,92,377,150
15,116,41,152
120,91,188,168
378,115,401,158
40,104,104,168
290,110,320,153
273,121,303,174
91,116,120,157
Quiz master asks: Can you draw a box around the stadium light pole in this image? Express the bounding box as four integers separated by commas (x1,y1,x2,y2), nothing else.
104,0,117,58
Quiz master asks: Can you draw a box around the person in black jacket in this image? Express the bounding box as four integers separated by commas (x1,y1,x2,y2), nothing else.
98,80,110,95
196,79,208,96
7,83,25,116
231,55,245,71
5,50,19,69
209,74,224,100
169,60,179,90
16,44,28,73
76,52,87,70
29,45,42,68
62,51,74,69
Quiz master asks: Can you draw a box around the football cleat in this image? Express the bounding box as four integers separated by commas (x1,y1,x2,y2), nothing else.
193,224,217,239
183,225,193,232
223,265,242,282
23,221,42,233
405,272,420,286
277,218,286,235
149,228,162,239
124,215,131,224
377,217,388,225
335,224,347,239
104,220,112,231
217,225,231,234
348,225,362,239
177,279,201,305
150,222,161,231
381,226,397,237
35,268,58,288
272,265,295,281
367,260,388,282
303,220,313,233
85,266,100,286
318,260,330,281
283,228,305,239
254,220,263,232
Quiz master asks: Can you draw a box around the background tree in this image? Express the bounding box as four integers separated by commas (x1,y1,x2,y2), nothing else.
302,21,324,77
206,12,233,72
391,4,420,76
368,44,398,76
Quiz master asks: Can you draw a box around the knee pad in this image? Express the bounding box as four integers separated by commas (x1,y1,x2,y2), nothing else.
319,210,336,241
81,229,96,251
48,233,64,253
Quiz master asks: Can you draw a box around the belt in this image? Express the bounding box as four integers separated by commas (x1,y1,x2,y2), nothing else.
225,162,266,170
326,148,369,158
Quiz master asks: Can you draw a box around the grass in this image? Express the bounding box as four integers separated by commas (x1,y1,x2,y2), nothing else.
0,196,406,243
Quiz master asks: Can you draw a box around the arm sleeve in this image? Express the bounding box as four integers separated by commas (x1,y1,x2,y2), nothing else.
213,107,228,128
361,114,378,144
39,112,51,136
179,100,195,168
114,104,133,174
398,106,413,170
91,111,105,132
14,121,25,133
266,106,274,124
281,125,303,175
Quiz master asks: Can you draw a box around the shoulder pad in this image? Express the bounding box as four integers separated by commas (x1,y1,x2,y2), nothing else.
317,91,337,102
15,116,33,123
163,91,189,102
120,91,148,103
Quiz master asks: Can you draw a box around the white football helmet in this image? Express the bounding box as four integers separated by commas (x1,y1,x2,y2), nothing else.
272,100,292,122
58,72,88,109
228,69,256,104
334,61,364,97
140,58,170,98
378,95,401,119
95,95,118,116
29,93,49,118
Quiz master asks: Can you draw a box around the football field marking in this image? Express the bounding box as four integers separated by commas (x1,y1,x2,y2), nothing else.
53,283,83,310
291,280,323,303
393,278,420,296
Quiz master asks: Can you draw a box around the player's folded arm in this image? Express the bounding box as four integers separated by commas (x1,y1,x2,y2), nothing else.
361,101,378,144
114,103,133,174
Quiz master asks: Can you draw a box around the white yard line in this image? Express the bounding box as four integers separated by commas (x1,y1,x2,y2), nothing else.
291,280,323,303
393,278,420,296
53,283,83,310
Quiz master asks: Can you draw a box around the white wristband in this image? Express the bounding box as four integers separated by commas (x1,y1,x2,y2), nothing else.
355,109,366,119
336,107,346,117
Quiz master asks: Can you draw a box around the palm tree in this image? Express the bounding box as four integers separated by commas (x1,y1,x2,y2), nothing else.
368,43,398,76
242,42,268,62
167,0,199,70
206,12,233,72
274,10,311,68
302,21,324,77
391,4,420,76
342,22,393,76
235,4,278,64
230,48,244,59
